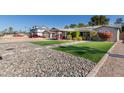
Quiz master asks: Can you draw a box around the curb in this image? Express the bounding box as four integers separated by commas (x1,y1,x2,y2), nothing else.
87,41,120,77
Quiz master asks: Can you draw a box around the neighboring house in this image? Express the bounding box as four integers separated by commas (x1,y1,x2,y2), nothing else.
95,26,120,42
49,28,71,40
29,26,49,38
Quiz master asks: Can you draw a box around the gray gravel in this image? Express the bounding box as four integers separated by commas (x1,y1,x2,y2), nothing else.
0,42,96,77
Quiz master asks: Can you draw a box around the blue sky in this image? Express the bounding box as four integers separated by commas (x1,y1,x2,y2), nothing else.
0,15,124,31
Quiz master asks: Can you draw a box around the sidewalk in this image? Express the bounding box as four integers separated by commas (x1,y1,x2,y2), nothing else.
96,41,124,77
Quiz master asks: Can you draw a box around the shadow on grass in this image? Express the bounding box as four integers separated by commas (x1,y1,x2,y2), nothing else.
58,45,106,55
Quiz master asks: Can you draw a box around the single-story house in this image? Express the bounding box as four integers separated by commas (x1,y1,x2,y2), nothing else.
29,25,121,42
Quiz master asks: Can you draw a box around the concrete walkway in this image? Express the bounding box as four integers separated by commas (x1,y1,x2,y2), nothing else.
96,41,124,77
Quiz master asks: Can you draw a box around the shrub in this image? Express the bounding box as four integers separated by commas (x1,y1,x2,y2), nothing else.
67,31,81,40
71,31,80,39
73,37,77,40
75,31,80,38
67,35,72,40
90,31,97,37
98,32,113,40
90,31,99,41
82,36,86,40
77,36,82,41
71,32,76,39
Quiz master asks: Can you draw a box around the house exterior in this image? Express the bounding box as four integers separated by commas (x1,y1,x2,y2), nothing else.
29,25,121,42
95,26,120,42
29,26,49,38
49,28,68,40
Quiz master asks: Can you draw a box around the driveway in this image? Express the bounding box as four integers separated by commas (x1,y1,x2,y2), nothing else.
96,41,124,77
0,42,95,77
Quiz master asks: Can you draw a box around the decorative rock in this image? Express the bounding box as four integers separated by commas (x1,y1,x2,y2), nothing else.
0,42,96,77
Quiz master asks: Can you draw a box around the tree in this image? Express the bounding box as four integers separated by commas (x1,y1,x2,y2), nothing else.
64,25,69,29
114,18,123,24
77,23,85,28
69,24,77,28
8,27,13,33
99,15,109,25
88,15,109,26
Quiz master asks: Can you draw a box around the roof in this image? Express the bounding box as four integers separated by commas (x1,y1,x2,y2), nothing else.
95,25,120,29
49,25,121,33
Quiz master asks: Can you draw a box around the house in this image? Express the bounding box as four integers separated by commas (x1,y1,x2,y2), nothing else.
49,28,75,40
29,25,121,42
53,26,121,42
29,26,49,38
95,26,120,42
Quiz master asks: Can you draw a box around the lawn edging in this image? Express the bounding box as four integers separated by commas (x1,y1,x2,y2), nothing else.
87,41,120,77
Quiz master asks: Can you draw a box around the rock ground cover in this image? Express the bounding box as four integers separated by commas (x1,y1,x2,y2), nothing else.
0,42,95,77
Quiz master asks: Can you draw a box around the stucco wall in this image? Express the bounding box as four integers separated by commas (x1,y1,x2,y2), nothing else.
97,27,120,42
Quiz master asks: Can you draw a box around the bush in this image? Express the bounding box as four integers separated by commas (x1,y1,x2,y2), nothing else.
77,36,82,41
67,31,81,40
82,36,86,40
73,37,77,40
71,32,76,38
90,31,97,37
98,32,113,40
71,31,80,39
67,35,72,40
75,31,80,38
90,31,99,41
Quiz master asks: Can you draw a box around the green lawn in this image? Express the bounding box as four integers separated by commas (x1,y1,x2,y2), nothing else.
53,42,114,63
31,40,71,46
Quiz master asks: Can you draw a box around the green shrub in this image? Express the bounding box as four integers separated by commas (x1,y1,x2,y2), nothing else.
77,36,82,41
90,31,99,41
90,31,97,37
71,32,76,39
67,35,72,40
71,31,80,39
73,37,77,40
67,31,81,40
67,32,71,35
82,36,86,40
75,31,80,38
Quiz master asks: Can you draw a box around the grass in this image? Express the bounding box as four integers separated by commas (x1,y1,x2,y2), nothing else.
53,42,114,63
31,40,71,46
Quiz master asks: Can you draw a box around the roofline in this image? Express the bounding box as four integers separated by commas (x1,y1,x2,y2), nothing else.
95,25,121,29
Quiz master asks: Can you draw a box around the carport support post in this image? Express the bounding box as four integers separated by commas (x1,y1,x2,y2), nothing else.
64,31,67,39
50,33,52,39
58,32,61,40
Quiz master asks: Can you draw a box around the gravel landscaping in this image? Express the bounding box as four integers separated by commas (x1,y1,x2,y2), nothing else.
0,42,96,77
